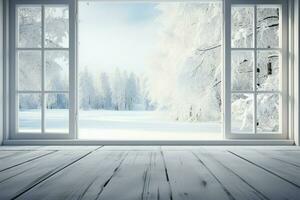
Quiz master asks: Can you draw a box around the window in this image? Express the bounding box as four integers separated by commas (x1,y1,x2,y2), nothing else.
225,0,288,139
7,0,290,141
9,0,75,139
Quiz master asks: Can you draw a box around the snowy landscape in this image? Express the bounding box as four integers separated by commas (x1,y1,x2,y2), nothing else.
77,1,223,139
17,1,281,138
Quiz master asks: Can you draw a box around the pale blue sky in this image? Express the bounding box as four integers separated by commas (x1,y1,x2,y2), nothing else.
78,1,161,74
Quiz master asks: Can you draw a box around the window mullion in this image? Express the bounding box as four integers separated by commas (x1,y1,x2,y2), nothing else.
41,5,45,134
254,5,257,134
224,0,232,138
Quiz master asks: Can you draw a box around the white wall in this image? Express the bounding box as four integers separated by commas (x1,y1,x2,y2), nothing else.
0,0,3,145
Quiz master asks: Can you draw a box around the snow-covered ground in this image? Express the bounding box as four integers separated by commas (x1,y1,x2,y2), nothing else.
19,110,222,140
19,109,68,133
79,110,222,140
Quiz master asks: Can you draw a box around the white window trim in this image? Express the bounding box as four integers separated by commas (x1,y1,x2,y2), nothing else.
224,0,289,139
293,0,300,145
0,0,3,145
7,0,76,140
1,0,299,145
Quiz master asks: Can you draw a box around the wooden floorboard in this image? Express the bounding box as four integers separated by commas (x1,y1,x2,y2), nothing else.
16,148,126,200
0,148,98,200
204,148,300,200
97,150,170,200
162,150,234,200
0,150,55,172
255,149,300,167
0,146,299,200
229,149,300,187
192,149,266,200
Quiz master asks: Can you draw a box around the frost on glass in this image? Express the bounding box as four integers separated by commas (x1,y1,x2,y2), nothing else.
18,51,42,91
45,6,69,48
231,51,254,91
231,6,254,48
231,93,254,133
257,93,279,133
257,6,280,48
45,51,69,91
257,51,279,91
18,94,41,133
45,93,69,133
17,6,41,48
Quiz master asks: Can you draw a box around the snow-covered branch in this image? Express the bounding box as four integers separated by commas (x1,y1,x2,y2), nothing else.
196,44,221,52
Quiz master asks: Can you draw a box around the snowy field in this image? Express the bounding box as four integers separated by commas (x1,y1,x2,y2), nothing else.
19,109,68,133
19,110,222,140
79,110,222,140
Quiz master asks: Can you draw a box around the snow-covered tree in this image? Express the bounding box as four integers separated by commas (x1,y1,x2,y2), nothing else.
111,69,126,110
231,6,280,131
125,73,137,110
18,6,69,109
79,67,96,109
147,2,222,122
98,72,112,109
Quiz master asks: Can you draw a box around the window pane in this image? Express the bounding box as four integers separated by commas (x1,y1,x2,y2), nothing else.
257,51,279,91
257,6,280,48
45,93,69,133
18,51,42,91
45,6,69,48
231,51,254,91
257,93,279,133
231,6,254,48
18,93,41,133
17,6,42,48
231,93,254,133
45,51,69,91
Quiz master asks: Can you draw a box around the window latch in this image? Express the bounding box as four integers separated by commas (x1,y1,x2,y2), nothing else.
267,62,272,75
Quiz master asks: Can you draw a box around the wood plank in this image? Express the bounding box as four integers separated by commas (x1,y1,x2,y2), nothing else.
102,146,160,151
254,149,300,167
206,149,300,200
234,146,300,151
162,150,234,200
0,151,25,160
97,150,170,200
16,150,127,200
18,150,170,200
38,146,101,151
0,149,95,200
0,150,55,172
229,149,300,187
0,146,42,151
192,149,267,200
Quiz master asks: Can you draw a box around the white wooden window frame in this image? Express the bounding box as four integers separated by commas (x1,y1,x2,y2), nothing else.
2,0,297,143
224,0,289,139
8,0,76,140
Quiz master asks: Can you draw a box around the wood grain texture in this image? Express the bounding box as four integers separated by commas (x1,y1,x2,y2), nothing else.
0,149,96,200
16,149,127,200
0,146,299,200
0,150,55,172
255,149,300,166
162,150,234,200
229,149,300,187
205,148,300,200
96,150,170,200
193,149,266,200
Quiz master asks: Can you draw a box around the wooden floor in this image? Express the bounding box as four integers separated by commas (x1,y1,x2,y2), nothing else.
0,146,300,200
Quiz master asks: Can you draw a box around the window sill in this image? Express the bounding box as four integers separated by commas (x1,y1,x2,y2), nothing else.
2,139,295,146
